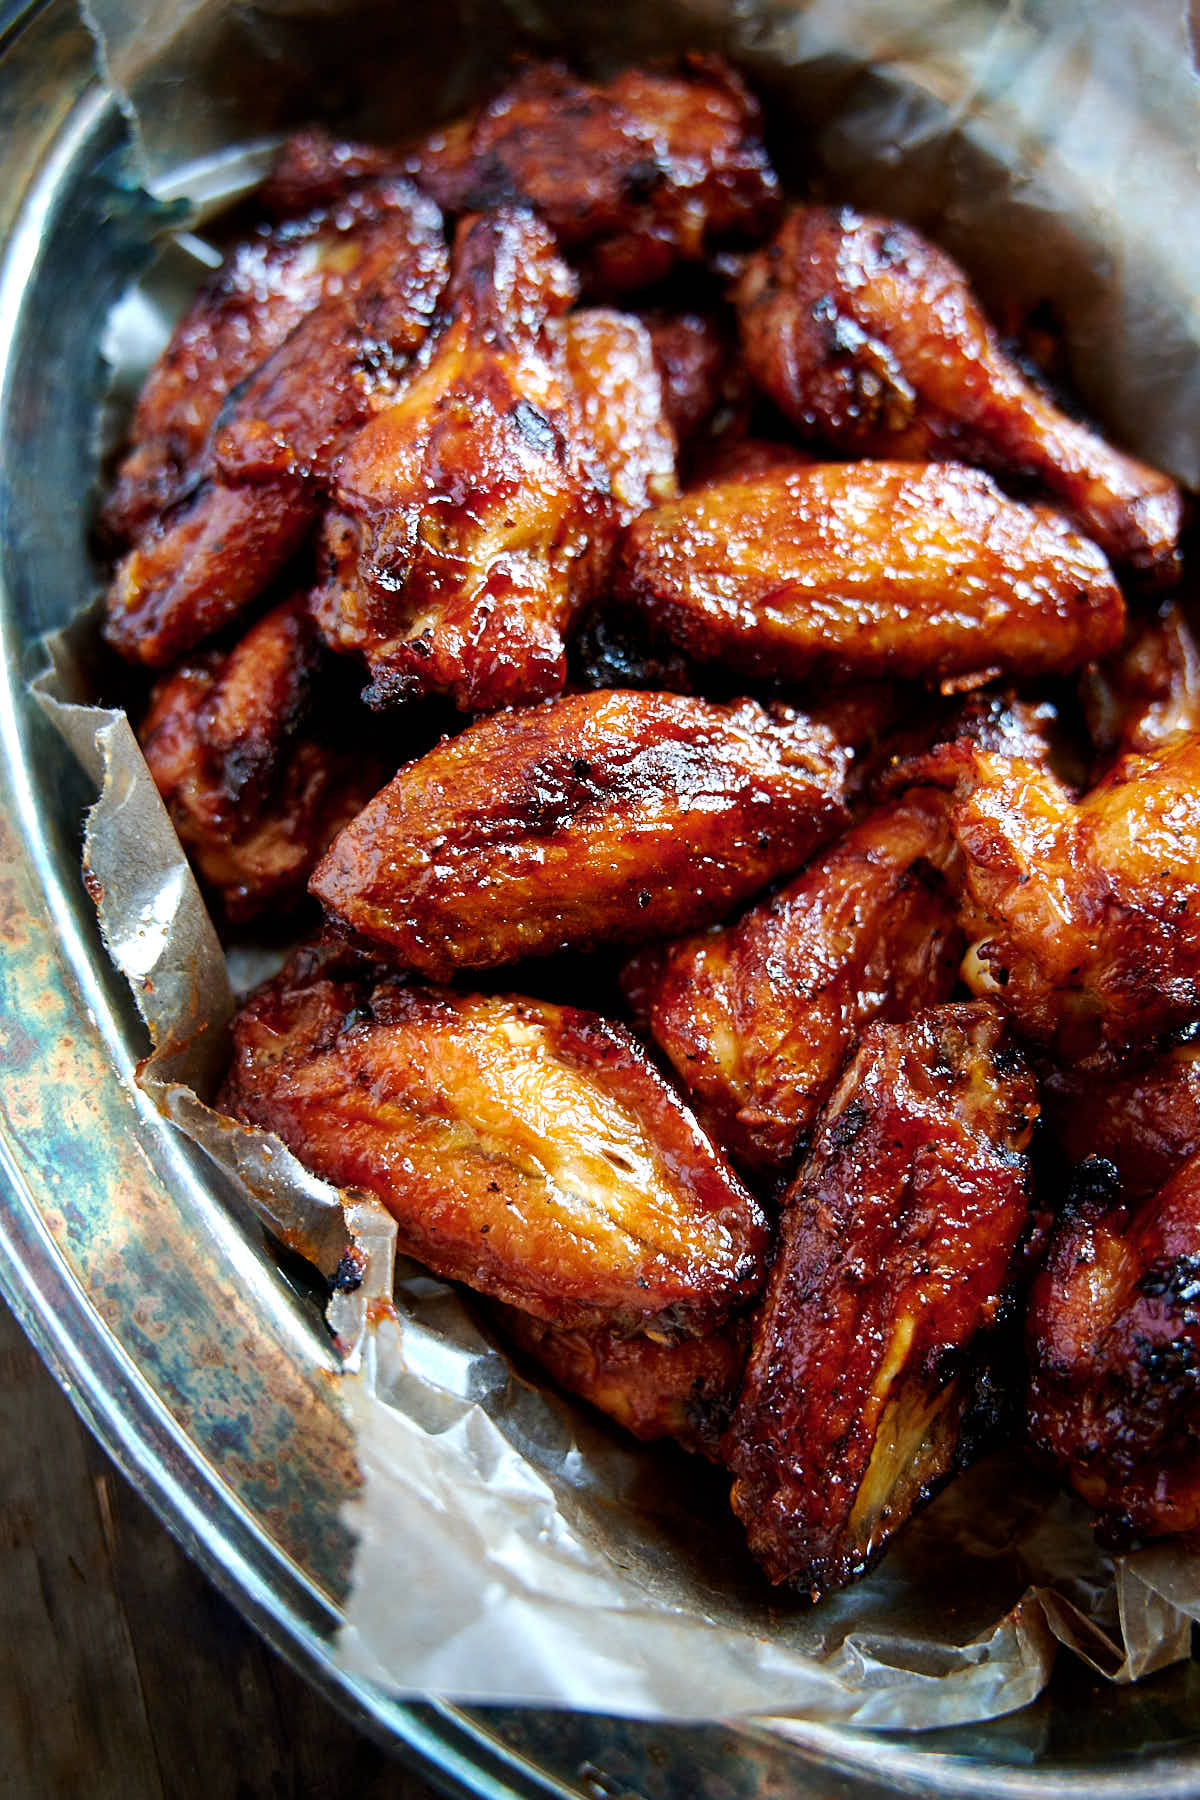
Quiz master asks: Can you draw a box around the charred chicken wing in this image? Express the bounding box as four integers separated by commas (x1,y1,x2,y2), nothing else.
493,1305,749,1460
137,595,387,922
624,791,961,1174
310,688,848,977
1042,1039,1200,1205
736,206,1183,584
1028,1153,1200,1542
725,1002,1038,1594
221,947,768,1334
313,208,613,713
105,183,448,668
616,461,1124,688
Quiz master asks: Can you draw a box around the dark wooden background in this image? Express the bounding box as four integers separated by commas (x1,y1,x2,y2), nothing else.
0,1299,447,1800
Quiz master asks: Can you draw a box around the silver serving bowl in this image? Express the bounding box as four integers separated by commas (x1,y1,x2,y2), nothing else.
2,1,1199,1791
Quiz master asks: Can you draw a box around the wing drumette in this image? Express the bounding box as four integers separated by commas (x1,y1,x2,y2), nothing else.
736,206,1183,585
624,790,961,1173
725,1002,1038,1594
105,183,448,668
1028,1152,1200,1543
309,688,848,977
1080,600,1200,771
220,947,768,1336
137,595,388,922
555,308,678,525
313,208,615,713
616,461,1124,688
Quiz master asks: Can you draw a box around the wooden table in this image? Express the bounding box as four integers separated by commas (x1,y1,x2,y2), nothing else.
0,1298,447,1800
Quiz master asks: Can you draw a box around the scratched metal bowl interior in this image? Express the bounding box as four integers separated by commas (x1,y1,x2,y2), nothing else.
3,0,1200,1794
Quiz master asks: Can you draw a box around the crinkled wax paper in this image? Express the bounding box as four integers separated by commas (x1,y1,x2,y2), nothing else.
37,0,1200,1729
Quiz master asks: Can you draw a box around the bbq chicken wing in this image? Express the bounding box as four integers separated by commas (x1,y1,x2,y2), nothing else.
309,688,848,977
100,182,430,547
1028,1152,1200,1543
616,462,1124,689
258,58,780,294
312,208,614,713
736,206,1183,584
105,184,448,668
935,733,1200,1058
554,308,678,525
493,1305,749,1460
137,595,387,922
220,947,768,1335
1080,600,1200,771
641,308,733,450
725,1003,1038,1594
1042,1040,1200,1204
624,791,961,1174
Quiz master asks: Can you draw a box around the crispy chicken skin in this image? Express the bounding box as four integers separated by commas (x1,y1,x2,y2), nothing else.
137,596,386,922
554,308,678,525
616,461,1124,688
105,184,448,668
932,734,1200,1058
220,947,768,1334
1028,1154,1200,1543
624,791,961,1173
310,688,848,977
1080,601,1200,769
258,58,780,293
725,1003,1038,1594
493,1304,749,1459
736,206,1183,584
1042,1041,1200,1204
313,208,613,713
100,183,429,547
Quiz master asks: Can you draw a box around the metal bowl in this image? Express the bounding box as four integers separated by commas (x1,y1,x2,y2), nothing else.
2,1,1199,1792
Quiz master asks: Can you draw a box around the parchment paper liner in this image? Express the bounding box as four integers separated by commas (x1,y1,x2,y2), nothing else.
35,0,1200,1728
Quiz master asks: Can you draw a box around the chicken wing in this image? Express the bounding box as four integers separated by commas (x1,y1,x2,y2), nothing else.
1028,1152,1200,1543
312,208,614,713
725,1002,1038,1594
616,461,1124,688
309,689,848,977
105,184,448,668
1042,1039,1200,1204
624,791,961,1174
220,946,768,1334
100,182,428,547
736,207,1183,585
493,1304,749,1460
1080,600,1200,770
554,308,678,525
137,595,388,922
259,58,779,294
935,733,1200,1057
406,57,780,294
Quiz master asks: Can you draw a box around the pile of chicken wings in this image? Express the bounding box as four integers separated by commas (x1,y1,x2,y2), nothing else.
101,54,1200,1598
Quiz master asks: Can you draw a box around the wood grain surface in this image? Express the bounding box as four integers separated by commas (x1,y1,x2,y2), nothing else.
0,1299,447,1800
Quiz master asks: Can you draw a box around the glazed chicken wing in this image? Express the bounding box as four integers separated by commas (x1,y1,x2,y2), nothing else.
1042,1040,1200,1204
736,206,1183,584
258,58,779,294
725,1003,1038,1594
313,208,614,713
493,1305,749,1460
105,184,448,667
641,308,733,449
624,790,961,1173
936,733,1200,1057
137,595,388,922
616,461,1124,688
554,308,678,525
100,182,429,547
310,689,848,977
220,947,768,1335
1028,1153,1200,1543
1080,600,1200,770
